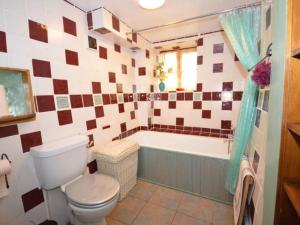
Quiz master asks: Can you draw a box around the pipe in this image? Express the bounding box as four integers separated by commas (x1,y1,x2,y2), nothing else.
128,1,261,34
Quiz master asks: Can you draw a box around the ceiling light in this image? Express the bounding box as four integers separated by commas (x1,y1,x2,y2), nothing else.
138,0,165,10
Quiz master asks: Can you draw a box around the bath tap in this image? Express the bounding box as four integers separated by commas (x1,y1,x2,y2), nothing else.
224,134,234,154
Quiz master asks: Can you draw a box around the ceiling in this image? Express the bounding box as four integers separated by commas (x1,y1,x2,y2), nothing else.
68,0,259,43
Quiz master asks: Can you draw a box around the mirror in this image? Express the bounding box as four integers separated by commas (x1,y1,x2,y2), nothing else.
0,67,35,125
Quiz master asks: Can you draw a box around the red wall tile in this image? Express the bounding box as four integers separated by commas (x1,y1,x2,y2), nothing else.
169,101,176,109
92,82,101,94
132,58,135,67
222,101,232,110
87,12,93,29
0,125,18,138
138,67,146,76
114,44,121,53
28,20,48,43
193,101,202,109
146,49,150,58
87,160,98,174
122,64,127,74
176,117,184,126
57,110,73,125
233,91,243,101
112,15,120,32
0,31,7,52
197,56,203,65
130,111,135,120
65,49,79,66
202,110,211,119
196,83,203,92
138,93,147,101
213,43,224,54
53,79,68,94
117,83,123,93
161,93,168,101
110,94,117,104
36,95,55,112
154,109,161,116
20,131,42,153
99,46,107,59
212,92,221,101
70,95,83,108
222,82,233,91
197,38,203,46
86,119,97,130
184,92,193,101
118,104,125,113
132,32,137,43
21,188,44,212
177,93,184,101
213,63,223,73
82,94,94,107
95,106,104,118
32,59,51,78
102,94,110,105
109,72,116,83
63,16,77,36
221,120,232,129
120,122,127,132
202,92,212,101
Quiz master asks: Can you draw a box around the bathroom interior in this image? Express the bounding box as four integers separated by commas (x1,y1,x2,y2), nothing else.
0,0,299,225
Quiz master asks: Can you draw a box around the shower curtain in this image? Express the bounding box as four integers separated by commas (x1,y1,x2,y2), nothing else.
219,6,261,194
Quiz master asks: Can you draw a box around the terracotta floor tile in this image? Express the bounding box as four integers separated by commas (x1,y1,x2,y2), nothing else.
212,202,234,225
177,194,217,223
172,212,212,225
109,196,146,225
107,217,127,225
149,186,183,210
132,202,176,225
129,180,159,201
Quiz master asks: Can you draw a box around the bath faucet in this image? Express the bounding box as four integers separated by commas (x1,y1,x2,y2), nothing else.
224,133,234,154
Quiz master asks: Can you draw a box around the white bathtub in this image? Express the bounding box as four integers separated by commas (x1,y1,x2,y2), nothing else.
127,131,230,160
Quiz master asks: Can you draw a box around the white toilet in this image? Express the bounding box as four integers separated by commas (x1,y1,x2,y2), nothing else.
30,135,120,225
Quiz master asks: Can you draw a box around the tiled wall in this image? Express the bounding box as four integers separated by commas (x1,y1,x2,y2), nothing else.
247,3,273,225
152,32,247,137
0,0,153,224
0,1,249,225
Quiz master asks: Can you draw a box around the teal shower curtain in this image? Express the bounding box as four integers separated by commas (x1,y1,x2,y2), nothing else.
219,6,261,194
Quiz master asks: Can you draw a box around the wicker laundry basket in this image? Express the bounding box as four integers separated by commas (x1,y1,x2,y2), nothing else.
93,139,139,200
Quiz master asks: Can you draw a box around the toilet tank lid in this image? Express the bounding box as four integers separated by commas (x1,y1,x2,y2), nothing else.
30,135,89,158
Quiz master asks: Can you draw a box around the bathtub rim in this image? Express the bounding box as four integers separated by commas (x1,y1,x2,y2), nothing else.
127,130,230,160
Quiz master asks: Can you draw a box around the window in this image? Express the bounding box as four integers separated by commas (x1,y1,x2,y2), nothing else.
159,48,197,91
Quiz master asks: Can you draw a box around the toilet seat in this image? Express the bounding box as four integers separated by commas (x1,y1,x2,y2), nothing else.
65,174,120,208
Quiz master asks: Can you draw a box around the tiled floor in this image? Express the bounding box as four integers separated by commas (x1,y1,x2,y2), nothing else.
107,180,234,225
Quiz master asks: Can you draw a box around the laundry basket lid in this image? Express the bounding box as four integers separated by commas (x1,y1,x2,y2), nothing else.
92,139,139,163
65,174,120,206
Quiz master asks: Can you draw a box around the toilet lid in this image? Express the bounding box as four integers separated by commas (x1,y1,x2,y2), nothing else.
65,174,120,206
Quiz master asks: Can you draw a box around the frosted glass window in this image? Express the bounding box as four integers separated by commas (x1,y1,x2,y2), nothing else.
159,48,197,91
181,51,197,90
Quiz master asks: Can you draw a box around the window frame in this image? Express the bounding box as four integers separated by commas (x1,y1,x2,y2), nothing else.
159,47,197,91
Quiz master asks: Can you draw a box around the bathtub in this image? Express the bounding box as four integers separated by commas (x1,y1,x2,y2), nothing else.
127,131,233,204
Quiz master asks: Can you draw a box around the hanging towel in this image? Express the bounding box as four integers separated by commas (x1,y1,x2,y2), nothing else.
233,157,255,225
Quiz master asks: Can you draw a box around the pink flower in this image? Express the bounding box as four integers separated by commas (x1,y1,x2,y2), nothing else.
252,61,271,88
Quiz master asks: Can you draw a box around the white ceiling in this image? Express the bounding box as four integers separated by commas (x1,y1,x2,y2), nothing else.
68,0,259,43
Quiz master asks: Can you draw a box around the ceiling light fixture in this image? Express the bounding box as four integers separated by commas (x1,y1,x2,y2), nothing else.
138,0,165,10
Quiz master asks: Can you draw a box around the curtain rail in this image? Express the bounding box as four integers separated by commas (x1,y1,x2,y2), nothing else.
128,2,262,34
